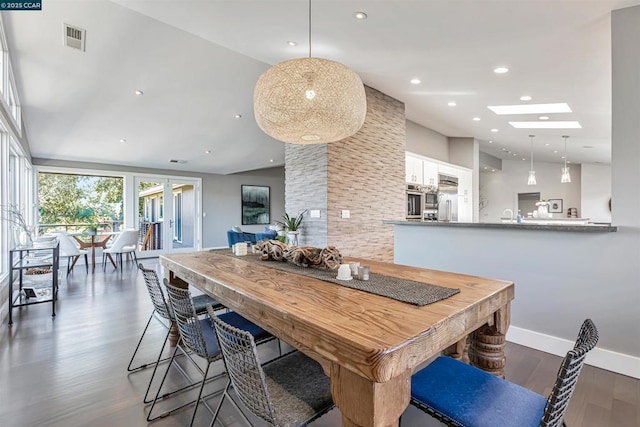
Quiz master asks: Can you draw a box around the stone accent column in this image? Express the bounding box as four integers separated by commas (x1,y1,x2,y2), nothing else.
285,86,406,262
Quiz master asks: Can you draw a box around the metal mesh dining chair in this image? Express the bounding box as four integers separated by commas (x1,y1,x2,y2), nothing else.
129,264,225,404
149,280,276,426
408,319,599,427
208,306,334,427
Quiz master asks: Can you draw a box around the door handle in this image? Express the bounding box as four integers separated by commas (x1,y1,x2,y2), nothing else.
169,219,174,228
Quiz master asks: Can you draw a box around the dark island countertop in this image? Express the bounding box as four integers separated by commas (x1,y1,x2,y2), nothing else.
383,220,617,233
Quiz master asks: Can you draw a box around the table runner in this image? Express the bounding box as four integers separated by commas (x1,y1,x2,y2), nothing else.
213,249,459,306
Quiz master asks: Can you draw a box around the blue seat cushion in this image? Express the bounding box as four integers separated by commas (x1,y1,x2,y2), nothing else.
192,294,225,314
198,318,222,359
216,311,274,343
411,356,548,427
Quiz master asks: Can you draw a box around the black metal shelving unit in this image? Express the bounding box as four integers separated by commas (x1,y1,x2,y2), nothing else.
8,240,60,325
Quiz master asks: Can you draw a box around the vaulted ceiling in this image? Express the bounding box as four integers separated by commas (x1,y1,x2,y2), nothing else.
5,0,638,174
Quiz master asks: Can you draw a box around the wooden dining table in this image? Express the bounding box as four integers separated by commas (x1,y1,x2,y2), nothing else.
160,250,514,427
72,232,117,272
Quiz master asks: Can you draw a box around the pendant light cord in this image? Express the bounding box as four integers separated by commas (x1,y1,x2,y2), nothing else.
308,0,312,58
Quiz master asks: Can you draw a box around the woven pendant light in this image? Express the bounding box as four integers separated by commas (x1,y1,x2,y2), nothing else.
253,0,366,144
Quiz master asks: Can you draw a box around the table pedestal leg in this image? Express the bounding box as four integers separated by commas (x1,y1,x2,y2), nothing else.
331,364,410,427
445,336,470,363
468,303,510,378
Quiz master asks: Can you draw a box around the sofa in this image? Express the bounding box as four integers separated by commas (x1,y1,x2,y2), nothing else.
227,228,277,248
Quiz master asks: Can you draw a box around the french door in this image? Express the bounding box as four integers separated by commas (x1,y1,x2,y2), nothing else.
134,176,201,257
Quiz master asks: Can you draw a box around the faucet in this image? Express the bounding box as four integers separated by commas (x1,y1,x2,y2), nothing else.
502,209,513,222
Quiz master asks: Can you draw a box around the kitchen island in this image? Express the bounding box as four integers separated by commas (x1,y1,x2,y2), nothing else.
384,219,617,232
386,219,639,379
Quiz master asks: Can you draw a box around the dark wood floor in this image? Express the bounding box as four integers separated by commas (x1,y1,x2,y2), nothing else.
1,258,638,427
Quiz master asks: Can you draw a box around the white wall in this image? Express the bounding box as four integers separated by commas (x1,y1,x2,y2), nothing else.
581,164,611,223
480,159,582,222
406,120,449,162
449,137,480,221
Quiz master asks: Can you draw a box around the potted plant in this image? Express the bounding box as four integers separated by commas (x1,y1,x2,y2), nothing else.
278,211,306,246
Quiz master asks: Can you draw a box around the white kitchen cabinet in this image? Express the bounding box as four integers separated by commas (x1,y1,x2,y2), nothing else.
457,169,473,222
405,154,423,184
423,161,438,187
437,163,459,178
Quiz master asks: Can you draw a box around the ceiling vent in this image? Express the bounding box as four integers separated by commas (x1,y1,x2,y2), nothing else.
63,23,86,51
169,159,186,164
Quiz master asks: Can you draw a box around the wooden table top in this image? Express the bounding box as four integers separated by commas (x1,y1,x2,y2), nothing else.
160,251,514,383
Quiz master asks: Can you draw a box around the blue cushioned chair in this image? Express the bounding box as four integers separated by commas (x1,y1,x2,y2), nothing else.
255,229,277,242
227,230,256,248
409,319,598,427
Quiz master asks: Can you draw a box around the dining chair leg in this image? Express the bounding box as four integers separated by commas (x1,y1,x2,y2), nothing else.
133,251,138,264
84,254,88,273
189,362,213,427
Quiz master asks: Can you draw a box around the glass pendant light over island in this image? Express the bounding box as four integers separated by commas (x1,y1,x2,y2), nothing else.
561,135,572,183
253,0,367,144
527,134,537,185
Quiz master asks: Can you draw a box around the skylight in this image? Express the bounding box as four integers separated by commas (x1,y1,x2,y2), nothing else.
488,103,572,115
509,121,582,129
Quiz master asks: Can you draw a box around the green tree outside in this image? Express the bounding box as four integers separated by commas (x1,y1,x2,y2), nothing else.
38,173,124,232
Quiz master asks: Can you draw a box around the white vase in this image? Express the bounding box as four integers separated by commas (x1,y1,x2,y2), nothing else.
286,231,299,246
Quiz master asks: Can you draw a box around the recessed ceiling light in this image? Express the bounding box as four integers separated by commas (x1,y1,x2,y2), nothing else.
234,114,242,119
539,116,550,120
134,90,143,96
501,148,507,151
119,138,126,143
205,150,211,154
545,143,550,146
448,101,457,107
269,159,274,163
410,78,421,84
522,158,526,161
553,150,559,153
488,140,493,144
513,153,517,156
472,117,481,121
520,95,532,101
567,161,571,164
491,169,496,172
488,103,572,115
561,156,566,159
509,121,582,129
353,11,368,20
483,166,488,170
287,41,297,46
491,128,499,132
493,67,509,74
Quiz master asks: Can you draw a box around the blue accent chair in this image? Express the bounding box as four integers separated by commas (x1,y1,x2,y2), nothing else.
227,229,278,248
226,230,257,248
408,319,598,427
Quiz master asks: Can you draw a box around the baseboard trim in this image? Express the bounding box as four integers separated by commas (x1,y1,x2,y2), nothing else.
507,326,640,379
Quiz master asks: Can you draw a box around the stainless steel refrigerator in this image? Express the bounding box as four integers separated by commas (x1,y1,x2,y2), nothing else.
437,174,458,222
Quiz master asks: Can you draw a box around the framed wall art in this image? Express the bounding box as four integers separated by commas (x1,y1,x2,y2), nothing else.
548,198,563,213
241,185,270,225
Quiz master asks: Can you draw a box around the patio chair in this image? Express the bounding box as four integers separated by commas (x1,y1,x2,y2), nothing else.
408,319,599,427
50,231,88,275
129,264,225,405
209,306,335,427
148,280,276,425
103,229,138,269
